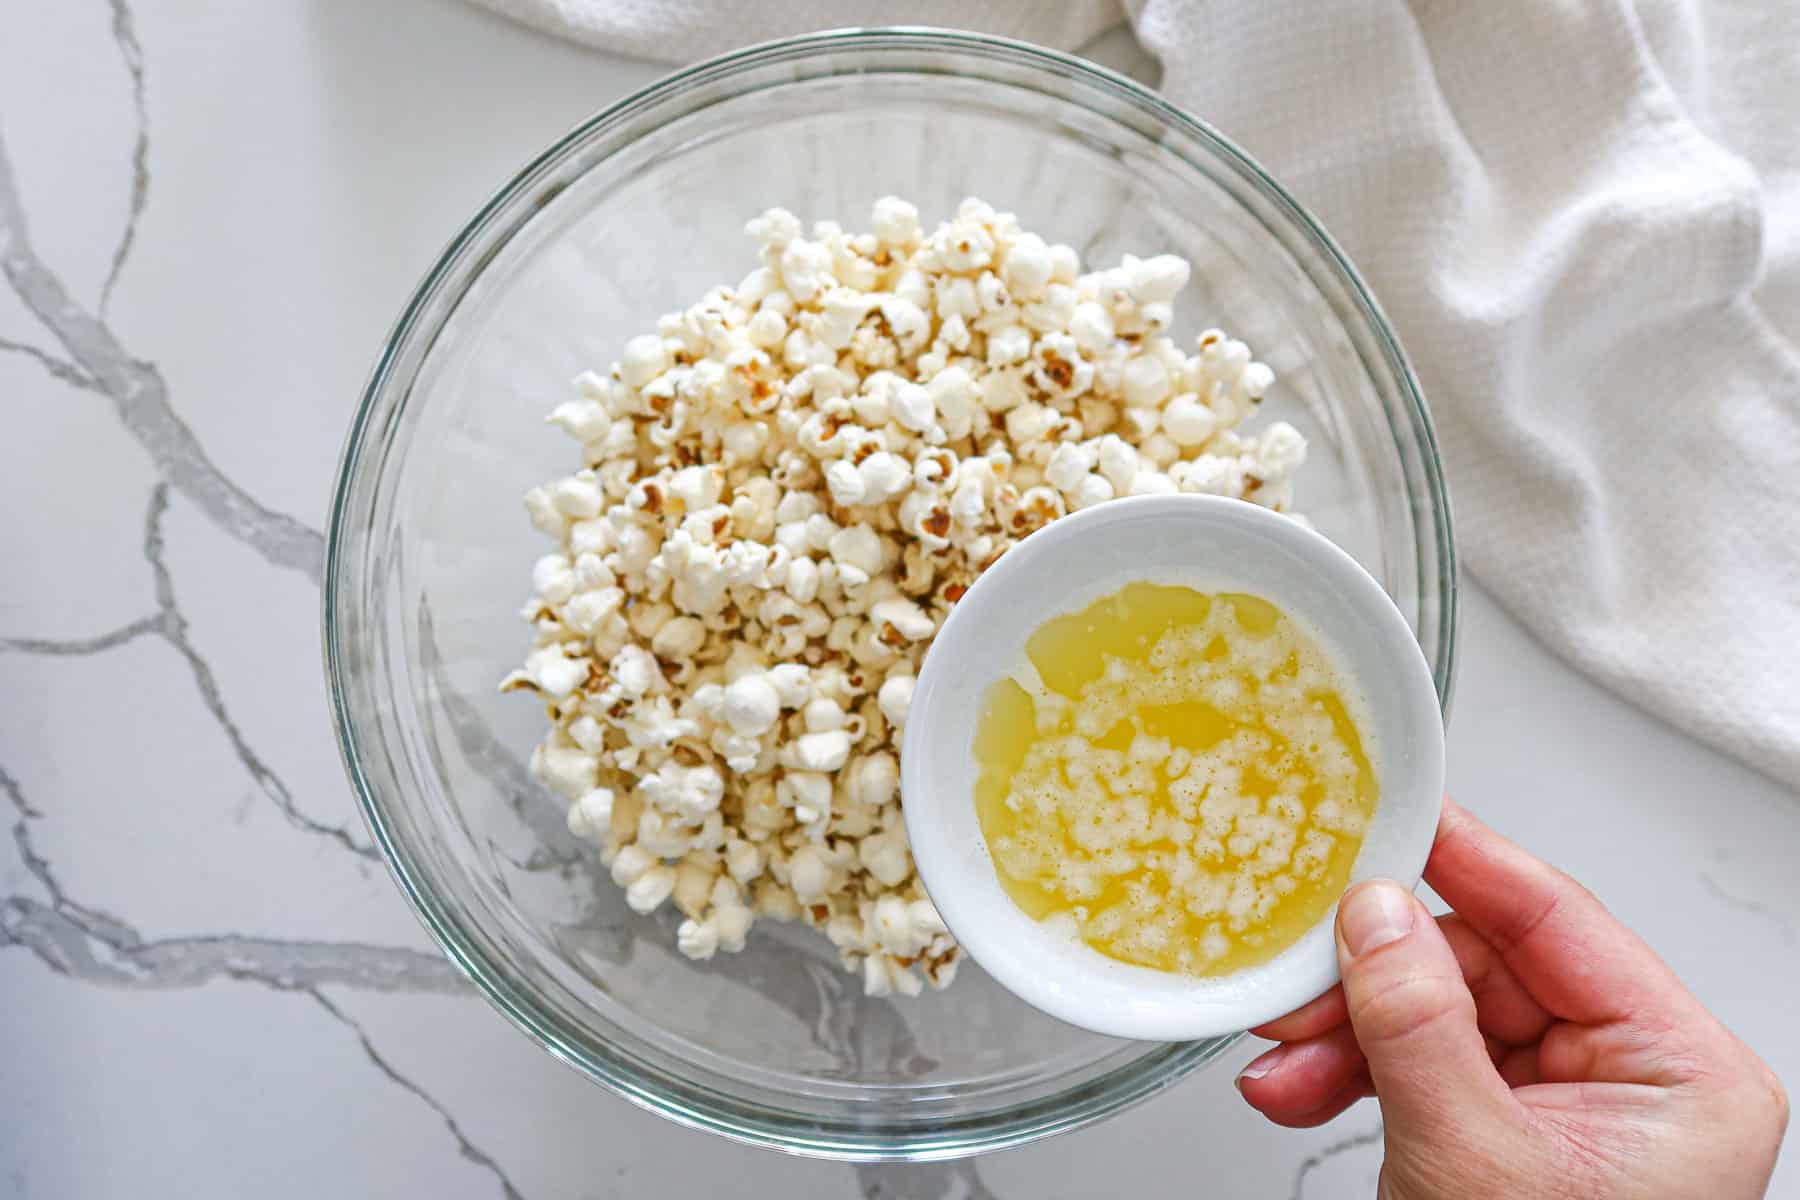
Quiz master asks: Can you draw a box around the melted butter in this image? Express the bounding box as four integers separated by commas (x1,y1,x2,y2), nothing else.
973,582,1377,977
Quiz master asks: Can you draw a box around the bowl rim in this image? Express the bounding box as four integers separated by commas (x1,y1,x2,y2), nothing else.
322,24,1458,1161
901,493,1448,1041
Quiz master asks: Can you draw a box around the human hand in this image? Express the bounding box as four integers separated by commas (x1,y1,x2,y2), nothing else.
1236,799,1788,1198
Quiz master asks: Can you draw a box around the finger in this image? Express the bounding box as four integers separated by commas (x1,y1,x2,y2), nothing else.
1336,879,1514,1139
1257,1069,1376,1130
1236,1024,1366,1122
1250,985,1347,1042
1438,915,1555,1046
1257,911,1558,1047
1534,1018,1707,1088
1424,799,1694,1025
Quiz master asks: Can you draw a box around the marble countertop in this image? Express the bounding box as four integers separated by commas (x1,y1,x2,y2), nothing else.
2,4,1794,1197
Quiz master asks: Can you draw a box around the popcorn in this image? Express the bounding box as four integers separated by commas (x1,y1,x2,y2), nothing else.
767,663,812,706
549,475,604,519
889,381,938,437
625,865,678,914
724,837,764,884
610,644,662,697
620,334,668,388
827,525,883,578
1258,422,1308,478
1000,232,1054,297
522,644,588,699
790,729,854,773
779,239,835,303
565,787,615,839
788,843,832,901
531,554,577,604
1123,253,1190,304
672,858,719,919
859,826,913,888
640,761,725,824
523,486,568,538
1069,302,1114,353
677,917,720,960
1096,435,1140,491
1072,473,1115,509
1122,355,1172,408
870,196,921,247
877,674,915,729
720,674,781,736
548,397,611,443
856,452,912,504
1162,393,1219,447
510,196,1304,997
803,697,847,732
846,753,899,810
1044,442,1096,495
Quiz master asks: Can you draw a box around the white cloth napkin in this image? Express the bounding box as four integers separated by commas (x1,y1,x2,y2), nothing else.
473,0,1800,791
469,0,1120,62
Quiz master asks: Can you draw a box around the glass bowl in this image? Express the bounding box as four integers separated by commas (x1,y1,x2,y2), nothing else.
323,28,1456,1161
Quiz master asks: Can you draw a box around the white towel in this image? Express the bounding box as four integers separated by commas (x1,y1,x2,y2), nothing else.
468,0,1120,63
472,0,1800,790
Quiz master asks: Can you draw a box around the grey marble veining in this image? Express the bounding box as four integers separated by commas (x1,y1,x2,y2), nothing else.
0,140,326,585
0,4,1793,1199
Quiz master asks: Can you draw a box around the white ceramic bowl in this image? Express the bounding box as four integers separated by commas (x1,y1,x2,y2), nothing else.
901,495,1445,1041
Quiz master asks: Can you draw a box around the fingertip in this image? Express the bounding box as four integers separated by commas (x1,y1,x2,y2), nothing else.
1253,1071,1377,1129
1234,1044,1289,1093
1236,1067,1314,1125
1336,878,1418,960
1233,1026,1367,1123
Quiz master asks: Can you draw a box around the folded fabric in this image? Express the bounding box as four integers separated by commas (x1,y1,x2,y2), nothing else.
470,0,1800,791
467,0,1118,63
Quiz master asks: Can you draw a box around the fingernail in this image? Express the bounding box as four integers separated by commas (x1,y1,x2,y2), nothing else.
1339,880,1414,958
1235,1045,1287,1089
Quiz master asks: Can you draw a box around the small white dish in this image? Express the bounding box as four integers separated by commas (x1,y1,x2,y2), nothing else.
901,495,1445,1041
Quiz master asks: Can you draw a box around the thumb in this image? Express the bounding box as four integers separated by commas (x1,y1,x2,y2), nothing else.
1336,880,1511,1140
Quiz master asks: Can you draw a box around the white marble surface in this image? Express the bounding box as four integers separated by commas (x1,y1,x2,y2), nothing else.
1,4,1793,1197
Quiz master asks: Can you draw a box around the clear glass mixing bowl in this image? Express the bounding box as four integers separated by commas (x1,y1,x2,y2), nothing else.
324,28,1456,1161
